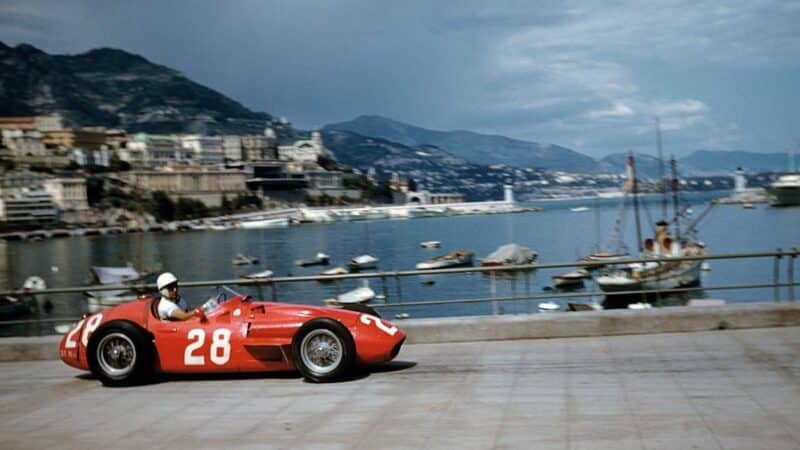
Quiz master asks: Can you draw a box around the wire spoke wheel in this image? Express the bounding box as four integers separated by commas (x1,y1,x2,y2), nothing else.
300,329,343,375
96,332,137,378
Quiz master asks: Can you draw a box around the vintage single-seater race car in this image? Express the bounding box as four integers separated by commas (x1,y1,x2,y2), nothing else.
59,290,406,386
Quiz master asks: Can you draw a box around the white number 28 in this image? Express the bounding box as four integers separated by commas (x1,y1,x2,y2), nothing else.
183,328,231,366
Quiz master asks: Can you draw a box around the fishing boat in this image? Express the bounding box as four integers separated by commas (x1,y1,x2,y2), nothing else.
295,252,330,267
348,254,379,271
551,268,590,288
480,244,537,267
416,250,474,270
240,269,274,279
419,241,441,249
232,254,259,265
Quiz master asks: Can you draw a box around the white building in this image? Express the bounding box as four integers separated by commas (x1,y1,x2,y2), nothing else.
181,135,224,165
278,131,328,163
222,136,243,161
43,178,89,222
122,133,190,167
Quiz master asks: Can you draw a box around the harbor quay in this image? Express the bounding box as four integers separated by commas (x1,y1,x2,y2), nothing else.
1,304,799,449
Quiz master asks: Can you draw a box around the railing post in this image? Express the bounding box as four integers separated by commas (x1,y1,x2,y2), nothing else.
270,280,277,302
490,271,498,315
394,273,403,316
774,248,782,303
381,275,389,303
789,248,796,302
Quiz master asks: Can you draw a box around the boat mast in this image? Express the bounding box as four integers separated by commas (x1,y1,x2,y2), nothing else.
630,152,643,253
656,118,667,220
670,155,680,241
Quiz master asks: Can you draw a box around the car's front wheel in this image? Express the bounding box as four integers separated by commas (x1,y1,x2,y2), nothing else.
291,318,355,382
87,320,154,387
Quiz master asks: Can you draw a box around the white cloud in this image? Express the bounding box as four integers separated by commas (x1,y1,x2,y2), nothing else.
586,101,634,119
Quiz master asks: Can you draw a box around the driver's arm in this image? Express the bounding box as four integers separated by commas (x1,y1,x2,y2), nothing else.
170,308,195,321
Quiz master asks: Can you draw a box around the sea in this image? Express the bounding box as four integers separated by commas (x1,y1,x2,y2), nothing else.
1,191,798,336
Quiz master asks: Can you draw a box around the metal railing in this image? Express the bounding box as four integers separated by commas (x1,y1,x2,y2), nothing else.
1,249,797,329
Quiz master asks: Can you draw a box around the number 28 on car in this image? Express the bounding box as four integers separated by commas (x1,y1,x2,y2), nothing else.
59,293,406,386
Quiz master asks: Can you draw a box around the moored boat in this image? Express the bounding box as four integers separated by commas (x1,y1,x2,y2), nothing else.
236,217,290,229
765,173,800,206
416,250,474,270
240,269,274,279
479,244,537,267
419,241,441,249
348,254,379,271
232,254,259,265
296,252,330,267
552,268,590,288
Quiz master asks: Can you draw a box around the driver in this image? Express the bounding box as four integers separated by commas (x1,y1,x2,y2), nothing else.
156,272,194,321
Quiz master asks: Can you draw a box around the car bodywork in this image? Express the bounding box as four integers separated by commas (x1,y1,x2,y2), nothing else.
60,294,405,385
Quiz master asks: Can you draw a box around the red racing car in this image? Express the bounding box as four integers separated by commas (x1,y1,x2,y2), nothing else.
59,290,406,386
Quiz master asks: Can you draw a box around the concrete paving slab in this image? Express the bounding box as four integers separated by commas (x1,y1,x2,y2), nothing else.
1,327,799,450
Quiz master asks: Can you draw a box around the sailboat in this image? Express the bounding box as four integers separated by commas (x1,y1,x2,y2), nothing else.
582,166,631,267
595,153,707,293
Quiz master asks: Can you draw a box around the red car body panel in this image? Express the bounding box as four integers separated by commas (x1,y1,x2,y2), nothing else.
59,295,405,376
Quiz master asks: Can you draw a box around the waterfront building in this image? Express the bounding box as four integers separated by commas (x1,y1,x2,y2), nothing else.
0,115,63,132
241,135,277,161
122,133,190,168
396,190,466,205
42,177,89,223
0,189,58,224
43,128,108,150
181,135,224,165
0,129,71,168
222,136,243,161
119,168,248,207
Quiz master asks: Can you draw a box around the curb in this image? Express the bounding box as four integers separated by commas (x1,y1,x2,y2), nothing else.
1,303,798,362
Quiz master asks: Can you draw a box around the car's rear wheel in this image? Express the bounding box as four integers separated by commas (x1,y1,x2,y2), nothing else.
291,318,355,382
87,320,154,387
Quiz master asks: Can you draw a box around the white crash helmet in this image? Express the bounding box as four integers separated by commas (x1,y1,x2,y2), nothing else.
157,272,178,290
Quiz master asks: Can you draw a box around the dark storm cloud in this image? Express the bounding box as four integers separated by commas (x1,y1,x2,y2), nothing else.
1,0,798,156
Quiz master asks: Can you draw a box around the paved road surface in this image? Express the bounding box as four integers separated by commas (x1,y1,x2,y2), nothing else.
1,327,799,449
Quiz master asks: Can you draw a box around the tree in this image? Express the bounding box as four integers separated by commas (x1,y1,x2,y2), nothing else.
149,191,175,222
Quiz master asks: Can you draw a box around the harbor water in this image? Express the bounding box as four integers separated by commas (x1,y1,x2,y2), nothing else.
1,191,798,336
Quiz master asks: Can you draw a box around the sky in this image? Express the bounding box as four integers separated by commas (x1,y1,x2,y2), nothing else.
1,0,799,158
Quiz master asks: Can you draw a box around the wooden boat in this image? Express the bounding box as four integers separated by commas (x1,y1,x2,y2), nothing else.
416,250,474,270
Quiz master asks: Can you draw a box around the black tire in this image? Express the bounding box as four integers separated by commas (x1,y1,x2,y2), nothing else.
291,318,355,382
86,320,154,387
339,303,381,318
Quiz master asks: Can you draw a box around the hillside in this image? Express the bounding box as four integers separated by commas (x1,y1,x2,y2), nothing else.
0,42,286,137
324,115,598,171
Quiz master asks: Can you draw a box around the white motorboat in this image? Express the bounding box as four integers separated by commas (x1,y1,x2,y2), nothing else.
236,217,290,229
765,173,800,206
324,285,376,305
240,269,274,279
419,241,441,249
232,254,259,265
295,252,330,267
348,254,379,271
319,266,349,276
570,206,590,212
86,264,154,311
538,301,560,312
416,250,474,270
